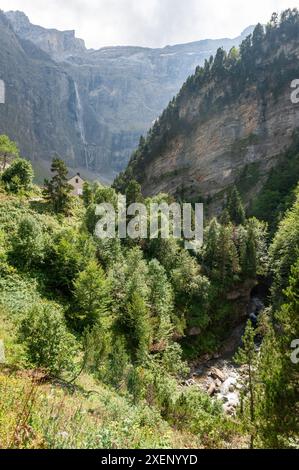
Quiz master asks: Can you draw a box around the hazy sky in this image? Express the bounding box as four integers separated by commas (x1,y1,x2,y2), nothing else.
0,0,295,48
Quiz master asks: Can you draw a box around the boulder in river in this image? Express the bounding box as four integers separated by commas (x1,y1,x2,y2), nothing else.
210,367,226,382
208,382,216,396
221,377,237,394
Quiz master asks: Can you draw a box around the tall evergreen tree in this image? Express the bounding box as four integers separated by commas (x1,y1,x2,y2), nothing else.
252,23,265,50
257,262,299,447
242,221,257,278
72,260,110,329
125,180,143,206
216,224,240,286
203,218,220,272
44,158,73,214
227,186,246,225
235,321,258,449
148,259,174,347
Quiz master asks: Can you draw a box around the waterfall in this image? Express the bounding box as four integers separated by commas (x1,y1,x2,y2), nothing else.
74,82,88,169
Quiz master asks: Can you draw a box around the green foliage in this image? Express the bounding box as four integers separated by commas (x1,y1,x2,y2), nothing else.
72,260,110,330
0,134,19,171
235,321,258,448
19,302,78,375
250,137,299,234
241,220,257,278
215,224,241,286
1,158,34,193
46,228,96,293
10,215,45,269
44,158,73,214
125,180,143,205
0,117,297,448
270,187,299,305
252,23,265,50
105,335,130,389
148,259,174,346
226,186,246,226
168,386,223,437
160,343,189,378
0,272,40,315
82,181,93,207
171,249,210,332
252,258,299,448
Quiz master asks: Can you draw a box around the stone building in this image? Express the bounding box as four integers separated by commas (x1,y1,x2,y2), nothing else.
68,172,85,196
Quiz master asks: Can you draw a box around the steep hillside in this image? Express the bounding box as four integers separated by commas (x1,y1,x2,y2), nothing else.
2,10,252,179
0,12,92,178
116,11,299,215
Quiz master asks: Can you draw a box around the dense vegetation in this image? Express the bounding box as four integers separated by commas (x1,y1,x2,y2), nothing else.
0,132,298,448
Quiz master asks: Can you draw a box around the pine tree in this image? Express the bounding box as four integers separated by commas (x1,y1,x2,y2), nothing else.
125,180,143,206
72,260,110,329
216,224,240,286
255,317,285,448
242,221,257,278
268,261,299,441
203,218,220,272
257,262,299,448
212,48,227,77
148,259,174,347
113,248,151,363
227,186,246,225
219,208,231,225
235,321,258,449
252,23,265,50
127,291,151,363
44,158,73,214
106,335,129,389
82,181,93,207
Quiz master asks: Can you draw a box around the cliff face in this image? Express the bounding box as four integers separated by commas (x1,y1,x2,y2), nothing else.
2,10,253,180
0,12,85,171
5,11,86,61
138,82,299,207
120,25,299,213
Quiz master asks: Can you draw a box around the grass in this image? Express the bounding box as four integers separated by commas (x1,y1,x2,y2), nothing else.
0,368,202,449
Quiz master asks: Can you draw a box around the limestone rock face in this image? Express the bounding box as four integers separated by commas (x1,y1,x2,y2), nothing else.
136,80,299,209
122,36,299,211
5,11,86,61
1,10,253,181
0,12,83,172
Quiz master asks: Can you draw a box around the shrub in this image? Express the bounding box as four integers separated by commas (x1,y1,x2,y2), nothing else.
19,303,78,375
1,158,34,193
10,215,45,268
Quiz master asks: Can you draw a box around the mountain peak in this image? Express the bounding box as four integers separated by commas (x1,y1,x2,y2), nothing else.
5,10,86,60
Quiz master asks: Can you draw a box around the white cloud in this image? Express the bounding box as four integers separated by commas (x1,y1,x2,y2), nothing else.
0,0,294,48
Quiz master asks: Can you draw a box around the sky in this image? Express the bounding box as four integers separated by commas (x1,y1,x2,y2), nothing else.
0,0,296,49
